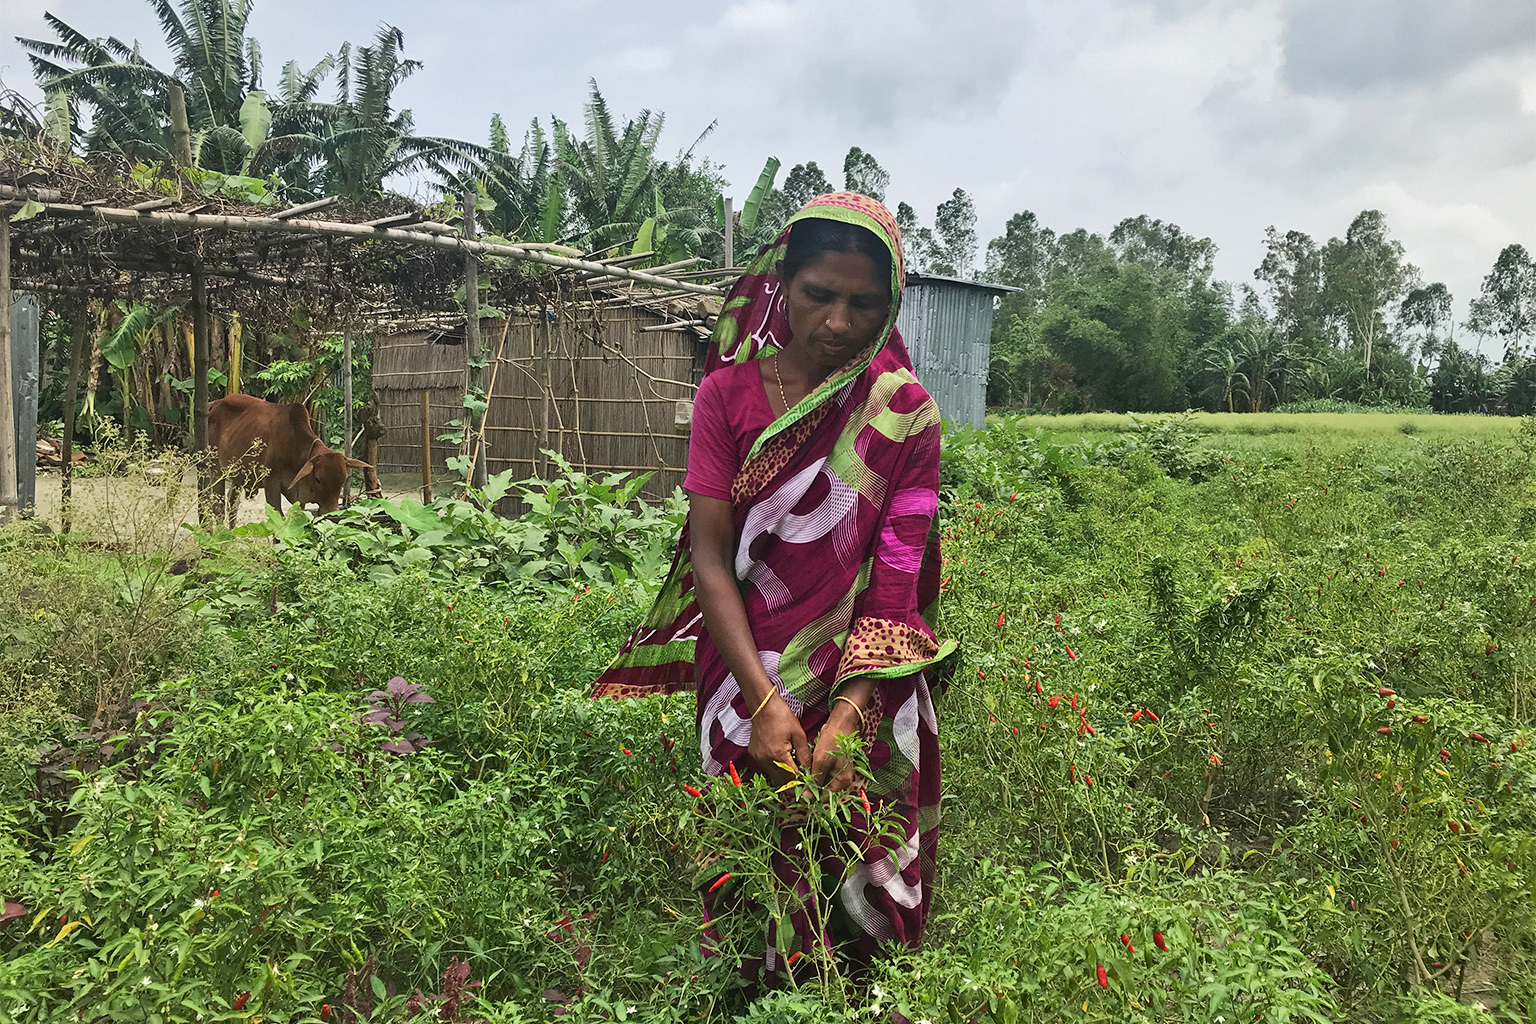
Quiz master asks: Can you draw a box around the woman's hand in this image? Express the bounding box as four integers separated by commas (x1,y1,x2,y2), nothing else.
749,696,812,786
811,699,863,793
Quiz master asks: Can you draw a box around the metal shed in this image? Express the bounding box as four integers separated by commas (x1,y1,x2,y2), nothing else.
896,272,1015,429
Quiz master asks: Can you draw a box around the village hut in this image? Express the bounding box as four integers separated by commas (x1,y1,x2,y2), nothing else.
895,272,1016,429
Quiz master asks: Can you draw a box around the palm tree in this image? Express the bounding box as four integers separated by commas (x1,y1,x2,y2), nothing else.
437,115,564,242
17,0,267,171
554,80,714,259
271,26,487,199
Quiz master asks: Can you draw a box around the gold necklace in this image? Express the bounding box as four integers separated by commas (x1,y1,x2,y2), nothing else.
773,354,791,412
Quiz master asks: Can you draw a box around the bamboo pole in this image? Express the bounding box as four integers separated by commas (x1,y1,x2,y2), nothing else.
462,189,486,489
420,391,432,503
167,83,193,187
723,196,734,270
465,315,512,490
60,306,88,532
0,218,16,523
342,327,353,507
191,257,214,522
0,189,726,297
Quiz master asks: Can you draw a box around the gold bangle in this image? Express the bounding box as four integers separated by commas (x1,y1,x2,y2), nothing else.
750,689,777,720
833,694,866,731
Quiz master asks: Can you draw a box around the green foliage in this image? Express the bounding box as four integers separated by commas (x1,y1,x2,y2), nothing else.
227,457,683,593
5,418,1536,1019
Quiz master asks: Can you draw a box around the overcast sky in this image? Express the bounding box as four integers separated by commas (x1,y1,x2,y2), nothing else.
3,0,1534,319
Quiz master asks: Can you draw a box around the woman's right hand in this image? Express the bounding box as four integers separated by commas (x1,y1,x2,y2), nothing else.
748,695,812,786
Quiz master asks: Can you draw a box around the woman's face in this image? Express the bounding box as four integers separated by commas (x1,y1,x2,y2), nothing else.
783,249,891,376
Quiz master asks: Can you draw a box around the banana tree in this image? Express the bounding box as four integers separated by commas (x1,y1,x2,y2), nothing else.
271,26,489,200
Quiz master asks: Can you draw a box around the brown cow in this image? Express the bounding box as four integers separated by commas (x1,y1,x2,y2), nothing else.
209,394,371,523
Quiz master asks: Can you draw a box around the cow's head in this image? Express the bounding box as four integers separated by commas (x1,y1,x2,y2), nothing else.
290,450,372,512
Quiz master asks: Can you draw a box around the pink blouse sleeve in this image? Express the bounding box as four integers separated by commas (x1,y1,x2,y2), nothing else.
682,373,738,500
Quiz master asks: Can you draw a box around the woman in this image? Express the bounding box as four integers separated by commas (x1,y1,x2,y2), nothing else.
593,192,955,975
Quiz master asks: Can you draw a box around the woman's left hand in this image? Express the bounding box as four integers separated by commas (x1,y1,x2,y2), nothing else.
811,701,863,793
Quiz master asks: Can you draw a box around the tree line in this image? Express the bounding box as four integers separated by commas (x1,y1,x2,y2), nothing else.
8,0,1535,416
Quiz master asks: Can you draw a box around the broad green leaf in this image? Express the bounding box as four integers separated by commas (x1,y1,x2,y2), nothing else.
739,156,781,235
237,90,272,175
101,304,153,370
633,217,656,257
42,88,70,150
9,200,45,223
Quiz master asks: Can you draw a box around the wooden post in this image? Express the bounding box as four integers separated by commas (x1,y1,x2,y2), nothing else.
723,196,734,270
191,257,213,521
420,390,432,503
10,293,38,514
60,307,88,532
342,327,353,507
462,189,487,489
0,218,16,523
538,300,553,477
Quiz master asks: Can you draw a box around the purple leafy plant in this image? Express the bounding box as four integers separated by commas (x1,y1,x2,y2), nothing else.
361,676,435,755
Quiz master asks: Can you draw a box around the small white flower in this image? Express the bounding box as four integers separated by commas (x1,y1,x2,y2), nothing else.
266,749,276,757
219,862,234,875
283,723,294,732
142,977,152,987
192,898,206,910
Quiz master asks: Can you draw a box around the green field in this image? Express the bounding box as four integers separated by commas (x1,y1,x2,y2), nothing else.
3,413,1534,1022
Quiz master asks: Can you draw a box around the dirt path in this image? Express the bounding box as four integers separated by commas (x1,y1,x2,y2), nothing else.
24,468,431,542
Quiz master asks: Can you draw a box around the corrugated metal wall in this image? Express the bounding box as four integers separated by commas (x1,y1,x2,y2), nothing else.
895,280,996,428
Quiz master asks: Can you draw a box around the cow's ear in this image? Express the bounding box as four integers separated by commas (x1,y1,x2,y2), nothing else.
292,459,316,484
346,458,372,469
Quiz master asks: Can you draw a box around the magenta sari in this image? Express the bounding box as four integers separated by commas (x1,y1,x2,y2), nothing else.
593,192,956,971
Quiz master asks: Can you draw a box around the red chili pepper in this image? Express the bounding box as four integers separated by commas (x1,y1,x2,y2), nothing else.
1153,931,1169,952
787,951,802,966
232,992,250,1011
1096,964,1108,989
621,747,633,756
1145,709,1159,722
1009,491,1018,503
728,761,743,786
1448,820,1461,835
1377,688,1395,697
1470,733,1489,744
1047,695,1060,709
997,612,1006,629
1066,645,1077,660
210,890,219,900
602,849,609,863
860,788,872,816
1377,726,1392,735
320,1006,332,1022
708,872,731,893
1080,716,1095,736
1120,933,1133,950
1068,765,1076,782
1033,679,1043,695
1084,775,1094,787
1486,644,1497,655
1440,747,1451,761
1412,715,1428,724
1070,694,1078,710
1130,709,1143,722
1385,698,1396,709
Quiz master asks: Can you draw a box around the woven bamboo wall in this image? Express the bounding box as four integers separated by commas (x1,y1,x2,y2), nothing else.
372,302,702,502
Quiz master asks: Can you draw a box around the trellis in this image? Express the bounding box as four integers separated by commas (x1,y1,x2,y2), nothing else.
0,150,732,522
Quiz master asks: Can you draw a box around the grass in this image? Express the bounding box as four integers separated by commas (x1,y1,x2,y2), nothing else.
999,410,1519,444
